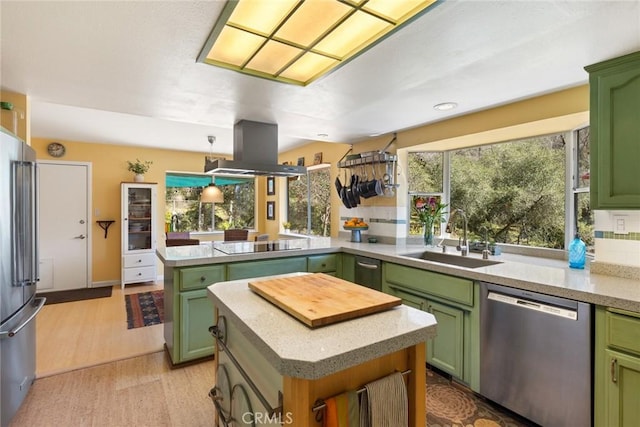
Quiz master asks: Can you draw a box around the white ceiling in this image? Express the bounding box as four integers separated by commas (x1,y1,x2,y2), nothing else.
1,1,639,157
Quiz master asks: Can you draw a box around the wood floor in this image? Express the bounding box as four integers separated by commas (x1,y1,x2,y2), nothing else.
10,283,216,426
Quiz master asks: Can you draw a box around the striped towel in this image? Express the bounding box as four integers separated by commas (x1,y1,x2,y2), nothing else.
359,372,408,427
324,390,359,427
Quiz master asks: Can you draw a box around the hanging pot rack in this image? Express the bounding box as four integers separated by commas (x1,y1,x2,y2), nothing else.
337,133,397,169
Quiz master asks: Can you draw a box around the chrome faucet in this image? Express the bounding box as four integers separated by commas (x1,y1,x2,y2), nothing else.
446,208,468,256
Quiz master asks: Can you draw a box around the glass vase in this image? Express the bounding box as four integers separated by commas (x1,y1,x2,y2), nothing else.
423,221,435,246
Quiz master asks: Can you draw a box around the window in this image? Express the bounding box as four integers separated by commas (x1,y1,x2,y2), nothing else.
408,127,591,251
165,173,255,232
573,126,594,252
286,166,331,236
408,152,444,235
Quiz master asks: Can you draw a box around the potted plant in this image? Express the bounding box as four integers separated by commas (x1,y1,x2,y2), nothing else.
127,158,153,182
282,221,291,233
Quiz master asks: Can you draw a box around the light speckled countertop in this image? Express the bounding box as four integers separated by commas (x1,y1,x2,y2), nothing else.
159,237,640,313
207,272,437,380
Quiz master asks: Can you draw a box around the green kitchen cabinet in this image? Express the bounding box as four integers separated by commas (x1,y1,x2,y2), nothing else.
385,282,465,378
180,289,215,361
227,256,307,280
424,298,465,378
604,350,640,427
595,307,640,427
382,262,478,390
307,254,338,275
164,264,225,365
585,51,640,209
340,253,355,282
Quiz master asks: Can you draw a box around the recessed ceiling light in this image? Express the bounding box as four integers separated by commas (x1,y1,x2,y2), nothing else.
197,0,438,86
433,102,458,111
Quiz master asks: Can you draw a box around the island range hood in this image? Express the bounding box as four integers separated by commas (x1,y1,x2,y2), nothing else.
204,120,307,177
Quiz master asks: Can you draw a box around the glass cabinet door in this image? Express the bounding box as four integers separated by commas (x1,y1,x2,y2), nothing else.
126,186,152,251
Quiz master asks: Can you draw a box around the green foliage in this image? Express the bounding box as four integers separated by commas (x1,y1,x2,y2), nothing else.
165,181,255,232
287,169,331,236
449,136,566,248
411,135,574,249
127,158,153,174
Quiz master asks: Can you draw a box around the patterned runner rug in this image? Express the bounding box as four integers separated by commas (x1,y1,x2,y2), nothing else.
125,290,164,329
426,369,535,427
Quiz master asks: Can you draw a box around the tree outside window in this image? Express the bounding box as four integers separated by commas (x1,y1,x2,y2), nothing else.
287,167,331,236
165,175,255,232
408,128,592,251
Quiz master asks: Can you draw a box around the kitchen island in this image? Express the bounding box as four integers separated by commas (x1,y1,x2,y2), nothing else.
206,272,437,426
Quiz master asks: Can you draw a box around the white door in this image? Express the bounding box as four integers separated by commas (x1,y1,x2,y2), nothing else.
37,161,91,291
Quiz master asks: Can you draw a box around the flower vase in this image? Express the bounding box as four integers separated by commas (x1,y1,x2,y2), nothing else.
423,221,435,246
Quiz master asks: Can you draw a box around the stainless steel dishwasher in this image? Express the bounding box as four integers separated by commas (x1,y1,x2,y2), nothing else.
480,282,592,427
354,256,381,291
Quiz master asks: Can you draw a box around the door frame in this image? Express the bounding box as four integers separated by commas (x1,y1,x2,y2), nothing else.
37,160,93,288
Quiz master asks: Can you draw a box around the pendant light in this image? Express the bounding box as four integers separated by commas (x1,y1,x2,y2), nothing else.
201,136,224,203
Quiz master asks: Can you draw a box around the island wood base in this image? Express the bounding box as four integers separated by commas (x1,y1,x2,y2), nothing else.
283,343,426,426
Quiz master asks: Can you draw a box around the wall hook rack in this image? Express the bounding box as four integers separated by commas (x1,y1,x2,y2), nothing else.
96,220,115,239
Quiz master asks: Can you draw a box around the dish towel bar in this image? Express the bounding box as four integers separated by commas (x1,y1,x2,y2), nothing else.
311,369,411,414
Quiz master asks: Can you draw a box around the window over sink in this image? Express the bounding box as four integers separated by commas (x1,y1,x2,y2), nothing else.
408,126,593,252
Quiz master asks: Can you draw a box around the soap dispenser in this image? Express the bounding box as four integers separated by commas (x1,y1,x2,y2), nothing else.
568,234,586,269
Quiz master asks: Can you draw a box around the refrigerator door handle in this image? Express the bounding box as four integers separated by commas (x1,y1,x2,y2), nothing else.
10,160,39,286
32,161,40,284
0,297,46,339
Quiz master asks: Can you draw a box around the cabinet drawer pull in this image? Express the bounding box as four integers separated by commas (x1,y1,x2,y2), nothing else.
200,276,206,282
611,358,617,383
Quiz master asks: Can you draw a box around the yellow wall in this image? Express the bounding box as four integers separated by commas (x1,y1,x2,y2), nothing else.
0,90,30,143
30,138,221,283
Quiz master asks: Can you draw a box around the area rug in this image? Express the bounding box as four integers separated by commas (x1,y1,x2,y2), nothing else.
125,290,164,329
37,286,112,305
426,369,534,427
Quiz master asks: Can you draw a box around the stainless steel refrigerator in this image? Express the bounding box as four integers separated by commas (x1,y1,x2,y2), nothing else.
0,127,45,426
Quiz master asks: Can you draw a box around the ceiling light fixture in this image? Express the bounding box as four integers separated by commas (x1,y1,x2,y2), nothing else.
433,102,458,111
197,0,438,86
201,136,224,203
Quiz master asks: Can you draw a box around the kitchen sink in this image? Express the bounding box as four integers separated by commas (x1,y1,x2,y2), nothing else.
401,251,503,268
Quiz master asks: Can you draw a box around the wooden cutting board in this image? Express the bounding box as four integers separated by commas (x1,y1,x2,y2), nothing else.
248,273,401,328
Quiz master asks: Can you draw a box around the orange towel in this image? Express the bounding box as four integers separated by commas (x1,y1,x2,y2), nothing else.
324,391,359,427
324,396,339,427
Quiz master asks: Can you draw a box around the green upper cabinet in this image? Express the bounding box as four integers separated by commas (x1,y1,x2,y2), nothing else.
585,51,640,209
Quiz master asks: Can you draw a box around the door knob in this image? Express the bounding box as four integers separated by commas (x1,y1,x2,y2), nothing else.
74,234,86,239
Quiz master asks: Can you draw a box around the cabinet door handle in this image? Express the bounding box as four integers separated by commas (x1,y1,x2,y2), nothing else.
419,301,425,310
611,358,618,383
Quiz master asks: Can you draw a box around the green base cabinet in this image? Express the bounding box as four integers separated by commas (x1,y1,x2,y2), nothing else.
180,289,215,361
585,51,640,209
307,254,339,275
341,253,355,282
382,262,479,391
164,264,225,365
595,307,640,427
